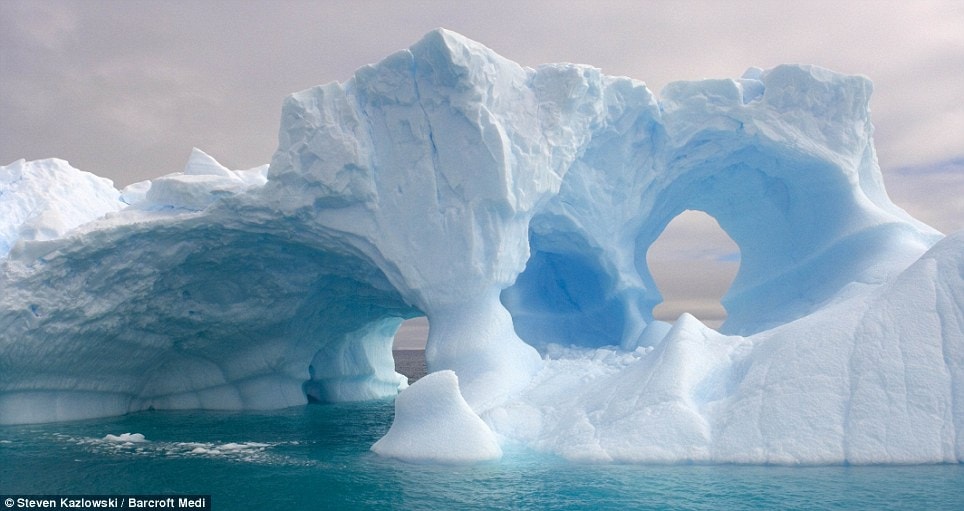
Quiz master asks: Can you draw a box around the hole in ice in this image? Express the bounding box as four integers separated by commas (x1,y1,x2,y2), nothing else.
392,317,428,383
501,233,626,350
646,210,740,329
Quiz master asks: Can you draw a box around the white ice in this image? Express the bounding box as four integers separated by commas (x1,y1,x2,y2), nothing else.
103,432,147,443
372,370,502,462
1,29,961,465
0,158,124,258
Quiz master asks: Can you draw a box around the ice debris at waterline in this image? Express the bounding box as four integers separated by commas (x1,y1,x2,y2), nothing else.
48,432,307,465
1,29,961,465
372,370,502,463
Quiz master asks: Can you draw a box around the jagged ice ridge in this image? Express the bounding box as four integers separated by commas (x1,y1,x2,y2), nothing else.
1,29,962,465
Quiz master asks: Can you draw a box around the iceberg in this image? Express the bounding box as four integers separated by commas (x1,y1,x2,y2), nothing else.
1,29,961,464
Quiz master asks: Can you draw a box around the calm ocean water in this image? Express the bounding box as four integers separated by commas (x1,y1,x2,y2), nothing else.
393,349,427,384
2,351,962,510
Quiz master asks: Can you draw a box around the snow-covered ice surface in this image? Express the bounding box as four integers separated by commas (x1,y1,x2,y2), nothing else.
1,29,961,464
0,158,124,258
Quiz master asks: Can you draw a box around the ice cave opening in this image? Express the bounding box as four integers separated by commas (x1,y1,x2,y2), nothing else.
501,227,627,352
646,210,740,330
391,317,429,383
393,317,429,351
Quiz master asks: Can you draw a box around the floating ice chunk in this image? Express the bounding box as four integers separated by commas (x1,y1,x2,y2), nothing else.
103,433,147,443
372,370,502,463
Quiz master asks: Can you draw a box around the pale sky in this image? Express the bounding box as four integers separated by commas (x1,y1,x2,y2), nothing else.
2,1,962,347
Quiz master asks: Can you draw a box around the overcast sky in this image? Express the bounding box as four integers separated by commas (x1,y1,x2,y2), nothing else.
2,1,962,345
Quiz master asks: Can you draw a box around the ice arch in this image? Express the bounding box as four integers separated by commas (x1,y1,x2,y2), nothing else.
0,154,420,424
1,28,956,457
642,71,935,335
504,65,941,353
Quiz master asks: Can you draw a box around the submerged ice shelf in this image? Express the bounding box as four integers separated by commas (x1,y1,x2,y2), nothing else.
1,29,961,465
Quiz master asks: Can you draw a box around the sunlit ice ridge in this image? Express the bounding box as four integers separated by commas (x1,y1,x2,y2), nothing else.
1,29,961,465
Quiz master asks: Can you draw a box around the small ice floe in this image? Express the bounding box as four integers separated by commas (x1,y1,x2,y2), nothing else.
103,432,147,443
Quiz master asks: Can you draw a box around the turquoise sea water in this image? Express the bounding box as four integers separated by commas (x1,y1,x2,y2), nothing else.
2,352,962,510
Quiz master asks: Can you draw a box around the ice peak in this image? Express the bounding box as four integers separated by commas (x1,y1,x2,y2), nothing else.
408,26,524,93
183,147,232,177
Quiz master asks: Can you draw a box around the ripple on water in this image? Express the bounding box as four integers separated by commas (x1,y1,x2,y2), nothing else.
47,431,315,466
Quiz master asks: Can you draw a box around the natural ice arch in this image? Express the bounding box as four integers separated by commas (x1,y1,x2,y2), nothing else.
0,215,417,423
646,210,739,328
0,153,424,424
503,65,942,353
643,68,942,335
303,317,411,403
2,30,956,450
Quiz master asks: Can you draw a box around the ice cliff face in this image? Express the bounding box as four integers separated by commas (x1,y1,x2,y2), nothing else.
1,29,961,464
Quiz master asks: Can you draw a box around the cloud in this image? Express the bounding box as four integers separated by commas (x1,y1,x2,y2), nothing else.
647,211,740,326
393,317,429,350
1,0,959,334
646,210,740,264
885,157,964,234
3,1,962,186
